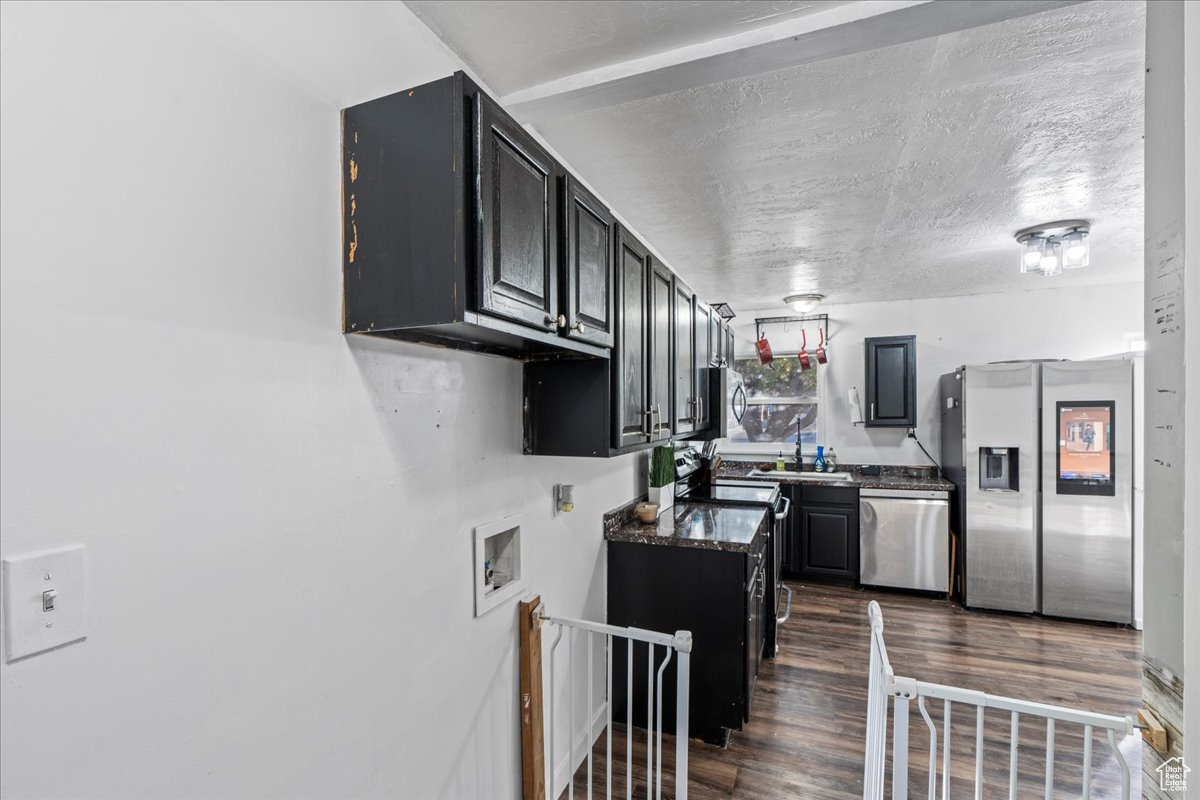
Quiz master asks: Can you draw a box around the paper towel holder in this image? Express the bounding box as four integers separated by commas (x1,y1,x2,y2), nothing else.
848,387,866,426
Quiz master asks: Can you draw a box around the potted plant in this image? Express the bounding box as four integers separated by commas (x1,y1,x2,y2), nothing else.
647,445,675,512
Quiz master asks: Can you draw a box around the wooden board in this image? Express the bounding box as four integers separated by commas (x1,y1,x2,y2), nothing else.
519,596,545,800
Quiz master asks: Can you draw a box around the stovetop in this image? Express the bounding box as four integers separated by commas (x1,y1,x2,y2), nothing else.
678,480,780,507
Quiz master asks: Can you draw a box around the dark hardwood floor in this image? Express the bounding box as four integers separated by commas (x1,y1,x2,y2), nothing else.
566,583,1142,800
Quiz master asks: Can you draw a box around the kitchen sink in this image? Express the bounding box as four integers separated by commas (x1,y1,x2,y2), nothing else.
747,469,853,481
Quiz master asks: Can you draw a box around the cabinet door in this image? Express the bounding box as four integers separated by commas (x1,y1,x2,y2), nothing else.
672,277,697,436
799,504,860,585
694,300,712,430
709,311,723,367
475,94,559,332
782,485,803,576
865,335,916,427
613,227,651,449
725,323,736,364
562,176,614,348
648,257,675,441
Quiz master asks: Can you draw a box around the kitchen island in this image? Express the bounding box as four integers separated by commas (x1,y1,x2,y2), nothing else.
605,499,768,745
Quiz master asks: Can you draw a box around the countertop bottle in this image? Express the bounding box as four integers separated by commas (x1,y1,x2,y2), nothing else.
814,445,825,473
825,448,838,472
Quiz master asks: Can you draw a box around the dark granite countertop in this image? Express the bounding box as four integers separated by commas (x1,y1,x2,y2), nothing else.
717,462,953,492
603,499,768,553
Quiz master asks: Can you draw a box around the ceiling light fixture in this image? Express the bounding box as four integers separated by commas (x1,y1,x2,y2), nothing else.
784,293,824,313
1015,220,1090,277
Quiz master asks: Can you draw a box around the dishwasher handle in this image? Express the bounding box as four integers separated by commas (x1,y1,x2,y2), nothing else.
858,488,948,501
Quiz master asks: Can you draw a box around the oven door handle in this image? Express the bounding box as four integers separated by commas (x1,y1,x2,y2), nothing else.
774,496,791,522
776,584,793,625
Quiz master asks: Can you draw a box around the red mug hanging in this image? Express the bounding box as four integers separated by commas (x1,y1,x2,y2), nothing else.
756,333,774,364
798,329,811,370
815,327,828,364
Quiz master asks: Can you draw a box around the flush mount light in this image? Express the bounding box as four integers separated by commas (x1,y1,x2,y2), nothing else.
784,293,824,313
1015,220,1090,276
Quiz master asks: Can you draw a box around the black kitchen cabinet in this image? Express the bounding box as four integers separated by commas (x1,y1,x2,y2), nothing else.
649,257,674,442
341,72,607,359
865,335,917,427
798,504,859,585
672,277,697,436
694,300,712,430
476,93,558,332
725,322,736,364
613,227,652,449
784,484,860,585
709,311,723,367
561,176,614,348
608,537,767,745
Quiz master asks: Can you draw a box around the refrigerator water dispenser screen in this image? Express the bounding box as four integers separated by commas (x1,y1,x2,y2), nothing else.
1056,401,1116,496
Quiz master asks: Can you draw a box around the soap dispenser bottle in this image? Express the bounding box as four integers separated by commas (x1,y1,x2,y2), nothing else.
814,445,826,473
825,447,837,473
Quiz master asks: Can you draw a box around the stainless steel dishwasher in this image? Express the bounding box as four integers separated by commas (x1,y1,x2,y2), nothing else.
859,488,950,592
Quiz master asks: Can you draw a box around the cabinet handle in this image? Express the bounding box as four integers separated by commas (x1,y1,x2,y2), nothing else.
573,321,586,333
545,314,566,329
643,407,653,440
870,402,875,420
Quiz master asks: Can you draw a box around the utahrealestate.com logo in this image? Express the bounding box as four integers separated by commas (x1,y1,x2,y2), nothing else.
1156,756,1190,792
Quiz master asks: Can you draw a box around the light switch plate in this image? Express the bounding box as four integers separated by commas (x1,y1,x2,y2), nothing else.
3,545,88,662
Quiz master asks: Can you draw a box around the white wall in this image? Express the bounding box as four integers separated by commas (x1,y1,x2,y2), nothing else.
727,282,1143,465
0,3,636,798
1186,0,1200,782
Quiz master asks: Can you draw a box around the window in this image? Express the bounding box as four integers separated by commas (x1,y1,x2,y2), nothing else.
728,356,820,448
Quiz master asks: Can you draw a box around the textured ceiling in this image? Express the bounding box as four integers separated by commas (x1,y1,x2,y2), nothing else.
405,1,854,95
410,1,1145,309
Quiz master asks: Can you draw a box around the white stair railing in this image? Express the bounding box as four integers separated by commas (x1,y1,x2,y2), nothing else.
536,606,692,800
863,600,1134,800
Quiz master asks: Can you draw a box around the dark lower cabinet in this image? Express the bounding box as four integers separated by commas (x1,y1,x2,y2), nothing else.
798,504,859,585
608,539,766,745
784,484,860,585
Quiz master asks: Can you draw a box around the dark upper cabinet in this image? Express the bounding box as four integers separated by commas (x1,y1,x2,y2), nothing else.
649,257,675,442
865,335,917,427
341,72,608,359
708,310,722,367
476,93,558,332
672,277,697,436
613,226,652,449
694,300,712,429
725,322,736,364
561,176,614,348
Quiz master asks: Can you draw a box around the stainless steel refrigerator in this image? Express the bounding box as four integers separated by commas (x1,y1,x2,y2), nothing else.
940,359,1133,623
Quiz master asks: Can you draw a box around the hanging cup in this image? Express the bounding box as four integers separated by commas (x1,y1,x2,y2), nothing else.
756,334,774,365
